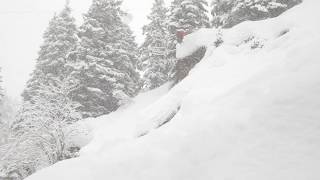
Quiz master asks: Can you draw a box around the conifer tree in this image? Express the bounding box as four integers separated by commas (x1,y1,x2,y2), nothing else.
70,0,140,117
22,2,78,102
211,0,302,28
139,0,171,90
211,0,233,28
168,0,210,33
166,0,183,60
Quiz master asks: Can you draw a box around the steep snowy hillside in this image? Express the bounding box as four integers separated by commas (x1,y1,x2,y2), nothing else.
27,1,320,179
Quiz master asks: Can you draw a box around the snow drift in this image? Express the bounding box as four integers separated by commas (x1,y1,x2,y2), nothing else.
27,1,320,179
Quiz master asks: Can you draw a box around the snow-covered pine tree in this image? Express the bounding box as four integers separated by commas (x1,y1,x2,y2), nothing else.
70,0,140,117
168,0,210,33
22,1,78,102
211,0,302,28
211,0,233,28
227,0,288,27
166,0,182,60
139,0,171,90
110,22,141,105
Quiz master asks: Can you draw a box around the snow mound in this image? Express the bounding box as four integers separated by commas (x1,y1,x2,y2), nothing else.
78,82,171,155
27,1,320,180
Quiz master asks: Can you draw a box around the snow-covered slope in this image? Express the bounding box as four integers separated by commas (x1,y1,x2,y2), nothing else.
27,1,320,179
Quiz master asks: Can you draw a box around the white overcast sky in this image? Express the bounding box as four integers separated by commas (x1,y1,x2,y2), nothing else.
0,0,173,99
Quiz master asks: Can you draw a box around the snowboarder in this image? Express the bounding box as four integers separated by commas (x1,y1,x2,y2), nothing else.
176,30,187,43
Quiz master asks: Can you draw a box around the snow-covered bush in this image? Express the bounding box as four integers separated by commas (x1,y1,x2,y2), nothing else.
0,78,82,179
0,96,18,147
